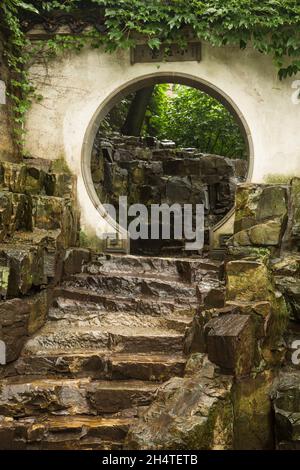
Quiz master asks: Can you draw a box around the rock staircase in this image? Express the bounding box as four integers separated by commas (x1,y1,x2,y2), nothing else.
0,252,223,450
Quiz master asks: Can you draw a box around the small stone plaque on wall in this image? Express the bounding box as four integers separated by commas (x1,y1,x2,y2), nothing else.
0,80,6,105
131,42,201,64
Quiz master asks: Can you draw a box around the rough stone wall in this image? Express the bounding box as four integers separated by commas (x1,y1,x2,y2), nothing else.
92,133,247,253
0,34,15,162
226,181,300,450
0,159,79,367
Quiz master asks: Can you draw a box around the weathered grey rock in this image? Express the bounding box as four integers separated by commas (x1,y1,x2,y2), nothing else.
0,244,45,297
203,286,225,308
64,248,91,276
274,276,300,322
272,255,300,277
0,192,12,241
0,298,29,363
27,289,51,336
125,356,234,450
226,260,272,302
0,192,32,241
10,193,32,232
104,162,128,198
32,196,79,248
226,300,271,339
24,166,46,195
233,370,275,449
271,370,300,449
233,184,288,247
272,255,300,322
0,162,27,193
184,308,220,354
51,173,76,199
225,258,289,363
0,290,50,362
32,195,65,231
165,176,191,204
205,314,255,376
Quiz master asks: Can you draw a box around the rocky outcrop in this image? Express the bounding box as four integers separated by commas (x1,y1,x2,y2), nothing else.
92,133,247,254
125,354,234,450
0,163,299,451
181,182,295,449
233,370,275,449
0,291,50,363
232,184,288,249
0,158,79,368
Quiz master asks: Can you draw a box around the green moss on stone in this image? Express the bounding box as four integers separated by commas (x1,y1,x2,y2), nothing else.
264,174,295,184
51,158,71,175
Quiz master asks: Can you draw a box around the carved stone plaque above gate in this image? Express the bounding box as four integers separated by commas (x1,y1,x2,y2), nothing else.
131,42,201,64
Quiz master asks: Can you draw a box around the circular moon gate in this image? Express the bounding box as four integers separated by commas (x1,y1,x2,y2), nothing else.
81,72,254,252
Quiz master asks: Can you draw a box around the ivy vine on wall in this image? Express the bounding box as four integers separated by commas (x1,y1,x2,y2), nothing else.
0,0,299,149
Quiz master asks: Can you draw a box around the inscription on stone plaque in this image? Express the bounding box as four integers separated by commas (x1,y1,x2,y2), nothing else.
131,42,201,64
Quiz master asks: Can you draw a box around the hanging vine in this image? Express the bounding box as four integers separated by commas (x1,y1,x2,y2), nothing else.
0,0,299,148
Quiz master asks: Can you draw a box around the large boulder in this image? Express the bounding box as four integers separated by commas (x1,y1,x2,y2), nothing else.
184,307,222,354
125,355,234,450
0,244,45,297
226,260,273,302
233,370,275,449
0,163,27,193
0,290,50,363
205,313,255,376
233,184,288,247
225,258,289,366
63,248,91,276
32,196,79,249
0,192,32,241
165,176,192,204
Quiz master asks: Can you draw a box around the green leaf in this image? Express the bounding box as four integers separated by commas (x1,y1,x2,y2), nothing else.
18,2,39,14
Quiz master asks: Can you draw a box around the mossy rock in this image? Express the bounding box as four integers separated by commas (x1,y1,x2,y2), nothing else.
233,184,288,247
233,370,275,449
125,358,234,450
226,260,273,302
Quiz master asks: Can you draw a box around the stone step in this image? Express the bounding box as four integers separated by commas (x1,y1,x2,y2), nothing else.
3,352,186,381
84,253,222,282
48,307,193,333
0,415,131,450
63,272,197,300
109,353,186,381
0,378,158,417
23,322,184,355
53,287,198,315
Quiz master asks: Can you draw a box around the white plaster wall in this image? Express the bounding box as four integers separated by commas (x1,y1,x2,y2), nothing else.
25,43,300,244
